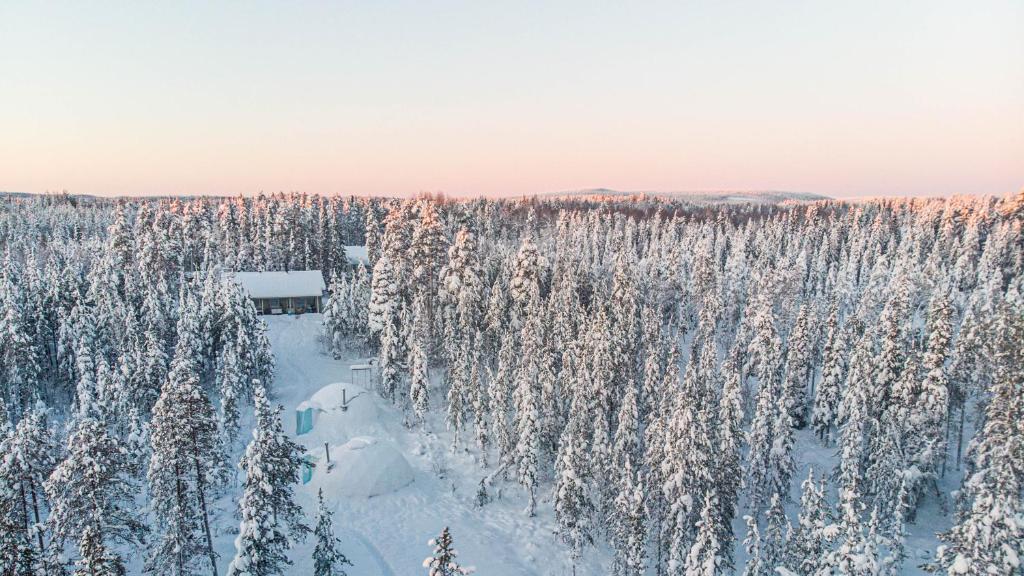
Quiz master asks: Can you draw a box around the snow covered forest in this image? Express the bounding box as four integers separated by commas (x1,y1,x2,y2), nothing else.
1,190,1022,575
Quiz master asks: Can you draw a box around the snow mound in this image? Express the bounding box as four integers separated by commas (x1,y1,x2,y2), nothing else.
298,382,381,443
315,436,414,498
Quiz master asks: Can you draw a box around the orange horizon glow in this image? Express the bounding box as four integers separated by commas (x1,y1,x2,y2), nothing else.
1,1,1021,199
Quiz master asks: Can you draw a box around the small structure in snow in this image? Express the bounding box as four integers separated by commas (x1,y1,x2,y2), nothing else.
349,362,373,389
233,270,326,315
295,383,379,440
343,245,369,267
310,436,414,497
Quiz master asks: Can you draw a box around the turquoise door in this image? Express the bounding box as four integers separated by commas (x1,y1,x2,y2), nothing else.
296,407,314,435
301,455,317,484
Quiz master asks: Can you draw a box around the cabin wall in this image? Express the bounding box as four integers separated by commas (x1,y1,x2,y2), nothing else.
251,295,322,315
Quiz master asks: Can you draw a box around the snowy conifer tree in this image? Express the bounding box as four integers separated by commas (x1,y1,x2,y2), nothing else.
812,304,845,445
313,489,352,576
0,400,57,574
423,527,473,576
611,457,646,576
227,385,308,576
933,288,1023,575
46,415,145,576
554,390,593,562
147,301,226,576
787,468,833,575
684,491,726,576
409,335,430,427
782,304,814,428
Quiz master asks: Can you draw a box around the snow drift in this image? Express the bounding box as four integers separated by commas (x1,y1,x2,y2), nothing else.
311,436,414,498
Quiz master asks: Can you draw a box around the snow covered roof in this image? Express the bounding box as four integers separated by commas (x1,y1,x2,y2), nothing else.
233,270,326,299
344,245,369,265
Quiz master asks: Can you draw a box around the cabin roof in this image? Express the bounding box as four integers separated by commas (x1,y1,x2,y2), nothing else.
344,245,369,265
233,270,326,299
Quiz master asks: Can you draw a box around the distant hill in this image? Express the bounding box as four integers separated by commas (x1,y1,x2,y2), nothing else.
539,188,830,204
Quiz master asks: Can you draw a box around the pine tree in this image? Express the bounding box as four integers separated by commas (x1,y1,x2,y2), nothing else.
787,468,832,576
378,307,405,404
488,330,516,473
513,364,540,517
812,305,845,445
612,381,640,472
438,226,484,362
46,415,145,576
554,390,593,562
409,201,446,343
409,336,430,427
312,489,352,576
512,290,544,516
742,515,764,576
508,236,544,328
368,254,400,342
227,385,308,576
684,491,726,576
611,457,646,576
715,357,744,570
932,289,1024,575
910,287,953,494
147,301,226,576
830,478,882,576
746,304,785,512
836,329,875,495
0,400,57,571
217,342,245,448
761,493,792,575
782,304,814,428
75,523,127,576
445,339,470,447
469,341,489,466
423,527,473,576
870,280,910,427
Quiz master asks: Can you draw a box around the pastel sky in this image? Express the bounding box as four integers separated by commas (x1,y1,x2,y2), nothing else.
1,1,1021,198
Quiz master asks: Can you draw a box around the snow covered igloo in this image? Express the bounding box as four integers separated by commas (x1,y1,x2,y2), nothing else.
312,436,414,498
295,382,379,440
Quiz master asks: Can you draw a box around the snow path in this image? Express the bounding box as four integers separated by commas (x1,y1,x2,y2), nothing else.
349,530,398,576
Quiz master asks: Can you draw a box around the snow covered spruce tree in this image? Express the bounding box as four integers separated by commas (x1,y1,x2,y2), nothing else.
1,183,1023,576
512,288,544,516
932,286,1024,575
46,413,146,576
554,388,594,564
782,304,814,429
745,302,792,513
423,527,473,576
611,456,646,576
147,301,227,576
313,489,352,576
0,400,58,574
811,303,845,445
227,384,308,576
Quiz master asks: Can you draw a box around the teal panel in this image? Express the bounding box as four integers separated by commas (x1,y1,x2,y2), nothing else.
296,407,314,435
301,455,317,484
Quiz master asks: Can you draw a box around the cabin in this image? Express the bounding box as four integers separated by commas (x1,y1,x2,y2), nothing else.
344,245,370,268
234,270,327,315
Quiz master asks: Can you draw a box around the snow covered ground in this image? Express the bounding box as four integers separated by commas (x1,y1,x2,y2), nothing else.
216,314,606,576
204,314,952,575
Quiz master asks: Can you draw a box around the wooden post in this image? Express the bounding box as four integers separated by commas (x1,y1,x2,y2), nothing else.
325,442,331,463
342,388,347,406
